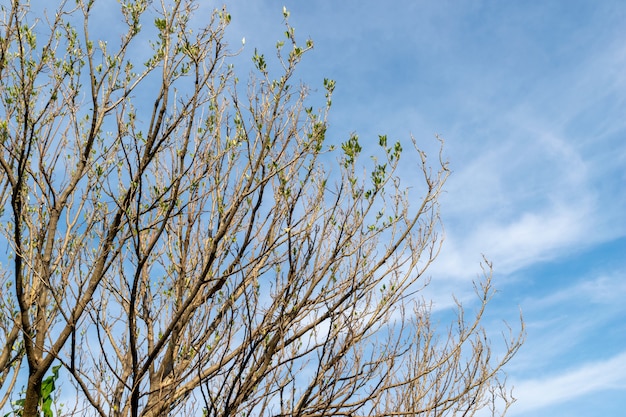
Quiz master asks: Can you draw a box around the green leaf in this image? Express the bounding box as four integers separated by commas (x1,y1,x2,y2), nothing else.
41,364,61,417
252,49,267,72
154,18,166,31
341,134,361,167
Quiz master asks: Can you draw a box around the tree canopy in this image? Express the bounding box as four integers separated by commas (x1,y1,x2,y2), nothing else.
0,1,523,416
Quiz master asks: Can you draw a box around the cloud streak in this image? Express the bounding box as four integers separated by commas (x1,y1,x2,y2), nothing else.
509,351,626,415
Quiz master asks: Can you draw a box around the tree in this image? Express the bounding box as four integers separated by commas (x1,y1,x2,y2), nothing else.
0,1,523,416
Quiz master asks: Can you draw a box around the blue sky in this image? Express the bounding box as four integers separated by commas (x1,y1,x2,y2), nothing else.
1,1,623,415
223,1,626,416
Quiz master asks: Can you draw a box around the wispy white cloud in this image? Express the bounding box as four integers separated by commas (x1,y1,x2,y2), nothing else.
522,271,626,310
509,351,626,416
431,198,593,281
470,204,591,273
506,268,626,378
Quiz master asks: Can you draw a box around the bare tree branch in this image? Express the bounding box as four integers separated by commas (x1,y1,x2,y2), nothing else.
0,1,523,416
